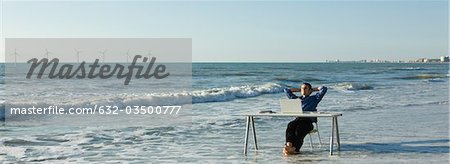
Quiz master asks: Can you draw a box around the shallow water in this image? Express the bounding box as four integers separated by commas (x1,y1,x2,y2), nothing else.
0,63,449,163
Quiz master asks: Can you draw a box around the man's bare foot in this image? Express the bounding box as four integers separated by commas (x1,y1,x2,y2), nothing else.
283,142,297,156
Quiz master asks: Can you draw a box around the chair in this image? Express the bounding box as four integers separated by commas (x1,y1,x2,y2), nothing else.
279,99,323,149
308,121,323,149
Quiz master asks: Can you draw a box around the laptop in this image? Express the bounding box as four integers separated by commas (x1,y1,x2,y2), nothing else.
279,99,303,113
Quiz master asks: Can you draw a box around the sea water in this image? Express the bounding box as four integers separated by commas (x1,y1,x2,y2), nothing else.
0,63,448,163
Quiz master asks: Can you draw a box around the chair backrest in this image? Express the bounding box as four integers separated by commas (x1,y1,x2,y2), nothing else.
279,99,303,113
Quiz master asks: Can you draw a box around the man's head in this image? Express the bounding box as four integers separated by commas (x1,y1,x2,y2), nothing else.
300,82,313,96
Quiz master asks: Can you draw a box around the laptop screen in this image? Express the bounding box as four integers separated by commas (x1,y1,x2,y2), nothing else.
280,99,303,113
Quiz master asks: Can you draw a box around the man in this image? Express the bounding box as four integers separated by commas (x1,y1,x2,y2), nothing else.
282,82,327,155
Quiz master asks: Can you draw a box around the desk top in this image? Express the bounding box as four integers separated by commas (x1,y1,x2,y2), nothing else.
241,112,342,117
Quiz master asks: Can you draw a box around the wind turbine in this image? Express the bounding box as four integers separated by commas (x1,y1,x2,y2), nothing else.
74,49,82,63
10,48,19,66
98,49,107,63
125,49,131,63
147,49,152,59
44,48,52,59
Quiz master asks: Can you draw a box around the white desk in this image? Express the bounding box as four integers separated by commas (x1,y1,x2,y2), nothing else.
242,112,343,156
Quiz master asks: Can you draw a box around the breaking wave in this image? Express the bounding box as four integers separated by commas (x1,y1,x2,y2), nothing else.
2,83,286,109
392,67,426,71
394,74,448,80
334,82,374,91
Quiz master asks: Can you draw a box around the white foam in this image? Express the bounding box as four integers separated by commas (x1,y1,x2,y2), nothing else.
2,83,285,109
0,145,26,159
334,82,374,91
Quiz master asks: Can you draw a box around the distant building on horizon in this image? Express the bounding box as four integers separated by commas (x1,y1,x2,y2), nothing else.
413,56,449,63
416,58,426,62
440,56,449,62
325,55,449,63
425,58,440,62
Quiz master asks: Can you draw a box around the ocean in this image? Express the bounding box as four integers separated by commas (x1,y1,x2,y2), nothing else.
0,63,449,163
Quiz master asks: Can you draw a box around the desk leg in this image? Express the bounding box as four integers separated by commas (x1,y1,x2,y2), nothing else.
251,116,258,150
335,117,340,151
244,116,250,156
329,117,335,155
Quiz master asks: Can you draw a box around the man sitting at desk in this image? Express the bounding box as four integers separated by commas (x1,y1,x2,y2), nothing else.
282,82,327,155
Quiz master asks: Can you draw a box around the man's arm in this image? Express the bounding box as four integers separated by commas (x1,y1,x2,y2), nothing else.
283,88,299,99
314,86,327,101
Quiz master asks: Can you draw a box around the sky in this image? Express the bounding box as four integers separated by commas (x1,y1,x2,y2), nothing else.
0,0,448,62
